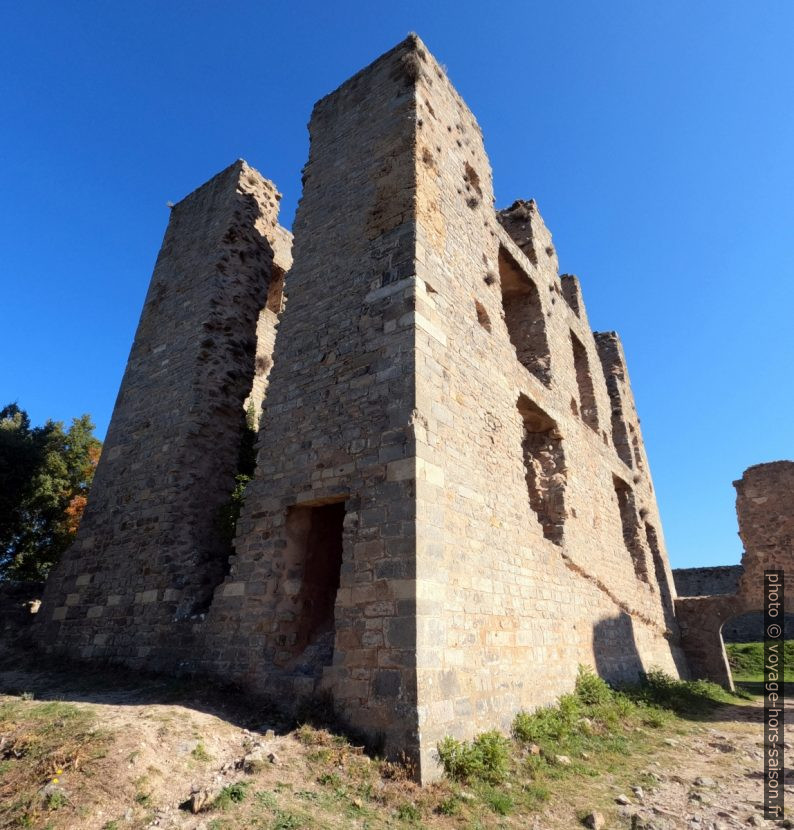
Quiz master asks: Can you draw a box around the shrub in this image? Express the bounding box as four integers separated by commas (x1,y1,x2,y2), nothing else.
512,701,577,744
213,781,250,810
627,668,738,714
574,665,613,706
437,730,510,784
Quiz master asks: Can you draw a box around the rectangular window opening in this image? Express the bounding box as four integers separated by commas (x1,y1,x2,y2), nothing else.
570,331,599,432
284,499,346,670
613,476,649,583
499,245,551,386
518,394,567,545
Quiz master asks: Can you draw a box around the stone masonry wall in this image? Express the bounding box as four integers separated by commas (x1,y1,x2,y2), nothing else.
34,36,688,783
197,41,422,760
673,566,794,643
674,566,742,597
37,161,289,665
405,39,684,776
676,461,794,685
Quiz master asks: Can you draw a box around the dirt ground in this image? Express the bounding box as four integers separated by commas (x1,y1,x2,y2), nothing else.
0,654,790,830
534,694,793,830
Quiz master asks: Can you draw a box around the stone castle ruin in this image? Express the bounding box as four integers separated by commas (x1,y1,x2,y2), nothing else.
675,462,794,689
37,35,696,781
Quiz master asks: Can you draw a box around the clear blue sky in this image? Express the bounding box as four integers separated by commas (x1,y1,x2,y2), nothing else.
1,2,792,569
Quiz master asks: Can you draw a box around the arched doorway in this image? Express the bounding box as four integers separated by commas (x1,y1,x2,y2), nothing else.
722,610,793,694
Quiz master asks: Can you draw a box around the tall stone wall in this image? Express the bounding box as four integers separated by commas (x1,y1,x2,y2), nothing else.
37,161,290,664
404,39,684,775
35,36,687,782
198,43,422,758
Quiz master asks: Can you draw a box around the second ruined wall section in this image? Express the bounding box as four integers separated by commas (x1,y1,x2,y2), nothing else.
38,161,288,663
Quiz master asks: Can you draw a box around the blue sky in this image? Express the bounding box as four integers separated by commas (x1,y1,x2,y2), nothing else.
1,1,792,569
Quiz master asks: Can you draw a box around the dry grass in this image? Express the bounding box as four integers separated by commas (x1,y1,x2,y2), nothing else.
0,661,758,830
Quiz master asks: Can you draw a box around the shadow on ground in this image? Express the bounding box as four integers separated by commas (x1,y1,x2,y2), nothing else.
0,643,295,737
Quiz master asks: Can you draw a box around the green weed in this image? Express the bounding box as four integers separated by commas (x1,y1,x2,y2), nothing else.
191,741,211,762
213,780,250,810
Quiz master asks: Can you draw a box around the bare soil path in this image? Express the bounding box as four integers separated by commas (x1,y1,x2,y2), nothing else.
0,653,791,830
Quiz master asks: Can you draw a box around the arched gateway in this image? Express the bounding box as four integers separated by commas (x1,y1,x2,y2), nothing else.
676,461,794,688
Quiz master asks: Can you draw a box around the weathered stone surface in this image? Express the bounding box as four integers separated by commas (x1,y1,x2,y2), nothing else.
676,461,794,687
674,565,794,643
36,35,688,783
36,159,289,662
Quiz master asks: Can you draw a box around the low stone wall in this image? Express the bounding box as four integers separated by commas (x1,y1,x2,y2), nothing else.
675,462,794,686
673,566,741,597
674,565,794,643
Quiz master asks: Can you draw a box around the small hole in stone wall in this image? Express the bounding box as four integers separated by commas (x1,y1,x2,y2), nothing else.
464,162,482,198
484,271,496,286
475,300,492,333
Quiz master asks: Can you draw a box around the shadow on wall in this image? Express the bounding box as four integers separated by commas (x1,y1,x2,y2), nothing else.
592,612,645,685
722,610,794,643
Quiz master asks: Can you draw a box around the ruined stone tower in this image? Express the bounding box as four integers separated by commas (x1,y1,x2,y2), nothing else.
37,36,686,781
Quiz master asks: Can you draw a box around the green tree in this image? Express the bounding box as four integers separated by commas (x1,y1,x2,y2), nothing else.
0,403,102,581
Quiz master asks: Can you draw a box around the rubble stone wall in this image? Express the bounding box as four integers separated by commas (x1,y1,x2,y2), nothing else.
36,36,688,782
674,565,794,643
676,461,794,685
37,161,289,665
406,40,684,776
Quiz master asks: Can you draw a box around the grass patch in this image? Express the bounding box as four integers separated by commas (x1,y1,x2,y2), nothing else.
191,741,212,762
271,811,303,830
479,785,513,815
395,801,422,822
213,780,250,810
255,789,278,808
44,790,67,811
0,698,112,829
726,640,794,682
435,665,749,823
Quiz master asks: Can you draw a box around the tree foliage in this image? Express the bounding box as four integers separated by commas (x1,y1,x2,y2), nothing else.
0,403,102,581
